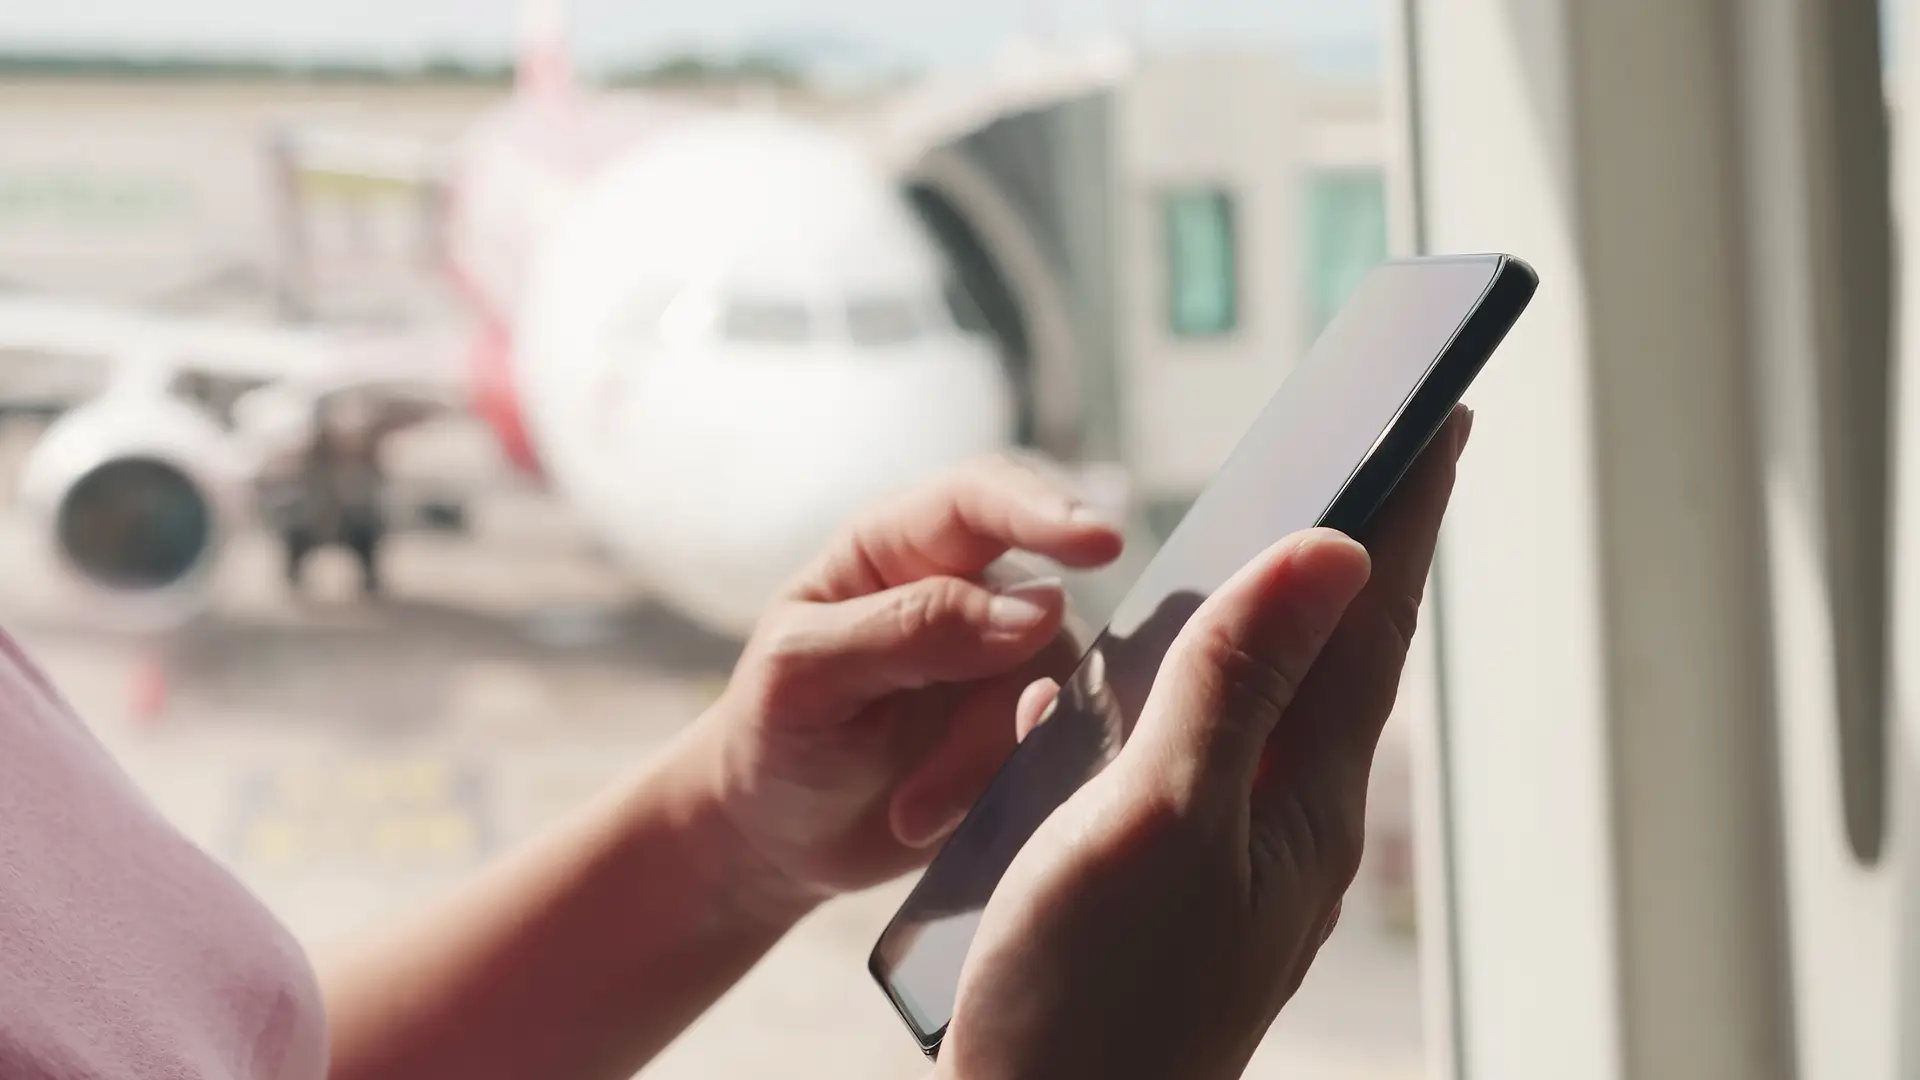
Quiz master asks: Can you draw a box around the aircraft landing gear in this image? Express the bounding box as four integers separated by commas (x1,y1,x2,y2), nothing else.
280,515,385,599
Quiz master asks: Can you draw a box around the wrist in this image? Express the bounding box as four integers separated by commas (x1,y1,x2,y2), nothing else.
628,720,827,934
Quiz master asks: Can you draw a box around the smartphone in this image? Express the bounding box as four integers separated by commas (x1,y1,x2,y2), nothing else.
867,253,1538,1057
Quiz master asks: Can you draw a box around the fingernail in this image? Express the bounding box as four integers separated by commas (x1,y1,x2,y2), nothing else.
989,578,1061,631
1032,696,1059,730
914,805,971,848
1457,407,1475,458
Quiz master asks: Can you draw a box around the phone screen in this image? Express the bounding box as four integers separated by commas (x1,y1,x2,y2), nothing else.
870,255,1518,1048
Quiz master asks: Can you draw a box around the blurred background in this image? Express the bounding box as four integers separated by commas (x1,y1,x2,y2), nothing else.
0,0,1909,1078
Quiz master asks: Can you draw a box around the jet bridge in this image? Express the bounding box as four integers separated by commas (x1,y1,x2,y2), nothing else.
863,46,1319,543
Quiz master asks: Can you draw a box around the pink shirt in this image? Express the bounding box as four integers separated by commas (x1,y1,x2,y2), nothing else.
0,630,328,1080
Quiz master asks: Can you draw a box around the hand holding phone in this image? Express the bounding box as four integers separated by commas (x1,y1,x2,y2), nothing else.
872,254,1536,1055
931,411,1471,1080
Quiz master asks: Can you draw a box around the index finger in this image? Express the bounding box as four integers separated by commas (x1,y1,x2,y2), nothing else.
1281,404,1472,766
793,454,1125,602
1352,405,1471,604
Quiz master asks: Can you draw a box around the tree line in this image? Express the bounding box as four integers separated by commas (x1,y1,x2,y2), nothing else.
0,51,808,88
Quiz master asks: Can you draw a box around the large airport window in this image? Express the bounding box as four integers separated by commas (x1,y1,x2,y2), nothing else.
1306,170,1388,339
1163,187,1239,337
719,297,812,345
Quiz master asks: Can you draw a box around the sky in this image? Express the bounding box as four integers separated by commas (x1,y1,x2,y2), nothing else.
0,0,1384,77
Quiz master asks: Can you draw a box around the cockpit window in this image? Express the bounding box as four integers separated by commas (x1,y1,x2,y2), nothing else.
720,298,813,345
846,296,927,348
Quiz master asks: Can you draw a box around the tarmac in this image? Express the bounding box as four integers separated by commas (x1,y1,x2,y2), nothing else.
0,422,1429,1080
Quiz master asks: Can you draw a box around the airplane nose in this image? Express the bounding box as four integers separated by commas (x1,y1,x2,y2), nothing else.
620,345,1016,637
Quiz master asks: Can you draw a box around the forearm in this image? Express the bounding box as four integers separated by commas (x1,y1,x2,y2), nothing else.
321,725,814,1080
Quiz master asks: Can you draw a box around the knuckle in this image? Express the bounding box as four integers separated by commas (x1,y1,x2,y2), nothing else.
836,494,898,551
1380,592,1423,657
888,584,938,642
738,605,821,710
1190,626,1302,721
825,516,868,559
890,578,971,641
917,496,970,548
746,606,815,680
790,518,887,600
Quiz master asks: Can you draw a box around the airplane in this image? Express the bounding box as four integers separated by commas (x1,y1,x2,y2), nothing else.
0,293,466,629
0,0,1023,641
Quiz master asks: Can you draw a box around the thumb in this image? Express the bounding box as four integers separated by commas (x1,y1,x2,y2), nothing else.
747,575,1067,723
1126,528,1371,812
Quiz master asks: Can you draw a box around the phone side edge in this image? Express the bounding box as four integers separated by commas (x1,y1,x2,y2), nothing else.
866,946,948,1056
1319,255,1537,537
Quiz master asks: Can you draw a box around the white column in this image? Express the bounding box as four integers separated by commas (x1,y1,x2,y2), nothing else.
1738,4,1897,1079
1890,4,1920,1078
1398,1,1814,1078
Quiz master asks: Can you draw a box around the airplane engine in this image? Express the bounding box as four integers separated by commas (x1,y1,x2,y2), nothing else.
14,394,245,630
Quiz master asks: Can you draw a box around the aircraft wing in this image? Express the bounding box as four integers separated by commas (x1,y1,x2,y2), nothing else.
0,290,467,392
0,293,337,400
0,291,480,513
